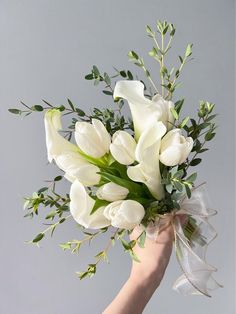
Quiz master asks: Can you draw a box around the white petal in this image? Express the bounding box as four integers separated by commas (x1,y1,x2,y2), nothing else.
160,145,184,166
113,80,162,139
135,121,166,163
96,182,129,202
110,143,135,165
92,119,111,152
69,180,110,229
44,109,79,162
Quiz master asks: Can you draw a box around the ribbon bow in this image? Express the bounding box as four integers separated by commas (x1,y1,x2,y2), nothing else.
144,184,223,297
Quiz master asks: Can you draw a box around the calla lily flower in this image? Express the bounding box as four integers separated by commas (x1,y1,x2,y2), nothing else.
127,121,167,200
44,109,100,186
113,80,174,139
75,119,111,158
103,199,145,229
70,179,110,229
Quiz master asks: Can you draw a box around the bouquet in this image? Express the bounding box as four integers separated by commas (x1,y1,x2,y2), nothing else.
9,20,222,297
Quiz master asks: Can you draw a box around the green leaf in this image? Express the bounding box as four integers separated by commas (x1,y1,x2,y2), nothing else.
173,180,183,192
127,71,133,80
185,184,192,198
84,73,94,80
205,132,215,141
102,90,113,96
185,43,193,57
37,187,48,194
129,250,141,262
190,158,202,166
67,98,75,111
92,65,100,76
90,199,110,215
32,233,44,243
32,105,44,111
8,108,22,115
59,243,71,250
180,116,189,128
165,183,173,194
186,172,197,183
54,175,63,181
76,108,86,116
128,51,139,60
121,239,131,251
170,108,179,120
98,171,143,195
138,231,146,248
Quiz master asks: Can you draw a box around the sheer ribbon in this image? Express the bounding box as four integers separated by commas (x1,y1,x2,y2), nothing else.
143,184,223,297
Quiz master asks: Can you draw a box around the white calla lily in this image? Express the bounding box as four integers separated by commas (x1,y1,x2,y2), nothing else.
103,200,145,229
113,80,174,139
110,130,136,165
160,129,194,166
96,182,129,202
69,179,110,229
75,119,111,158
127,121,167,200
44,109,100,186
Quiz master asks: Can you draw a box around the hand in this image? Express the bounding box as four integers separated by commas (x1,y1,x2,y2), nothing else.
103,222,175,314
129,222,174,289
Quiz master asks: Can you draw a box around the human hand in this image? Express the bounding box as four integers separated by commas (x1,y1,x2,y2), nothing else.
129,221,174,291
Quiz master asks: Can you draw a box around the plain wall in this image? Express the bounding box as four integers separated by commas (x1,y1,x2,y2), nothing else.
0,1,235,313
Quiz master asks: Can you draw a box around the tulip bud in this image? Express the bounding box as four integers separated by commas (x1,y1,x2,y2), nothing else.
160,129,193,166
103,200,145,229
110,131,136,165
96,182,129,202
75,119,111,158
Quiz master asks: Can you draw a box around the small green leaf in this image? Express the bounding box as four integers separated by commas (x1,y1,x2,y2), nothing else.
129,250,141,262
67,99,75,111
190,158,202,166
32,105,44,111
8,108,22,115
205,132,215,141
102,90,113,96
54,175,63,181
32,233,44,243
138,231,146,248
180,116,189,128
84,73,94,80
170,108,179,120
186,172,197,183
185,44,193,57
185,184,192,198
76,108,86,116
173,180,183,192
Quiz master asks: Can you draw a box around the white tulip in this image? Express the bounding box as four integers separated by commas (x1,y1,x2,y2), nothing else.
75,119,111,158
96,182,129,202
103,200,145,229
110,130,136,165
113,80,174,139
44,109,100,186
160,129,194,166
69,179,110,229
127,122,167,200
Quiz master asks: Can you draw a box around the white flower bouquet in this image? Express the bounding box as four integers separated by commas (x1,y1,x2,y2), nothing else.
9,20,222,297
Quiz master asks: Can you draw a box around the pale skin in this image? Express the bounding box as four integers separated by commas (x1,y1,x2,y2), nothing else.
102,222,175,314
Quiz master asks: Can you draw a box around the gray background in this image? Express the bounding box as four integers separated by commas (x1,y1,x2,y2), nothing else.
0,0,235,313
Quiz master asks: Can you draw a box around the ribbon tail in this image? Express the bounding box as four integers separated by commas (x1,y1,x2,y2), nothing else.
172,216,223,297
